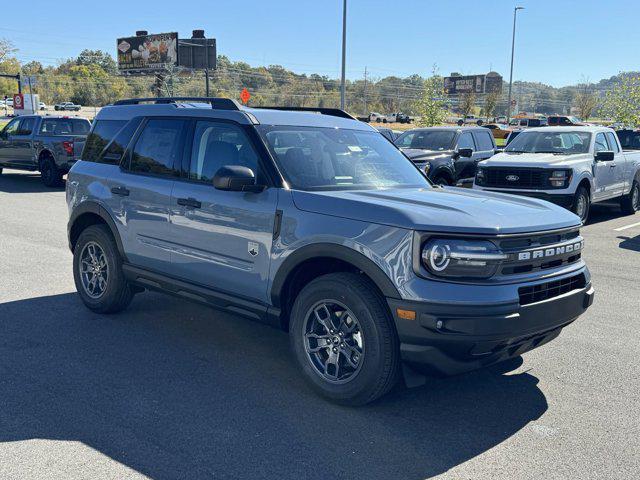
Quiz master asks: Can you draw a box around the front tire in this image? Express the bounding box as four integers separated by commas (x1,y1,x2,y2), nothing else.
289,272,400,406
620,179,640,215
40,157,63,187
432,174,452,186
73,224,134,314
572,186,590,223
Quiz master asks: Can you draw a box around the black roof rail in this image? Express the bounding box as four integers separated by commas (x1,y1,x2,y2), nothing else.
112,97,241,110
252,106,355,120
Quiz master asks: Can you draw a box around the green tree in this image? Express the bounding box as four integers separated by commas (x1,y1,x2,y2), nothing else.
415,68,446,127
482,91,499,120
600,74,640,127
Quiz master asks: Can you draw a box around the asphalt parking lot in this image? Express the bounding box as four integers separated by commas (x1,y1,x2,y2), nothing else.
0,169,638,480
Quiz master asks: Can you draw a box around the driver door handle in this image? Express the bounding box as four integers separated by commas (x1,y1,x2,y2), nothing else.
177,197,202,209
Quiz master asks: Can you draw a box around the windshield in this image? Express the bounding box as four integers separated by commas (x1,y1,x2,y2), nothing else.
505,131,591,154
258,126,430,191
395,130,456,151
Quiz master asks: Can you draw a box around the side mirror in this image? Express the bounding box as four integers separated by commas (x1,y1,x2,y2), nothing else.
457,148,473,158
594,151,614,162
213,165,264,192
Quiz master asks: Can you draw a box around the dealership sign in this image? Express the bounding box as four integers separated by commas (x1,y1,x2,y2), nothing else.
444,72,503,95
13,93,24,109
117,32,178,72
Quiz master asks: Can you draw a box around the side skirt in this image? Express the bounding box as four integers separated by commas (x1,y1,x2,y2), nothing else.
122,264,282,328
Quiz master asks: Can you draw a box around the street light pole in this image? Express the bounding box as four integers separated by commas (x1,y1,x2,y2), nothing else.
340,0,347,110
506,6,524,124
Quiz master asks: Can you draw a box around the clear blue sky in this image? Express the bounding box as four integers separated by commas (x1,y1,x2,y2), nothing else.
3,0,638,86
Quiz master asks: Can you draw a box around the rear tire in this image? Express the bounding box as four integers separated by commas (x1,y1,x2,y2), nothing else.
572,186,590,222
40,157,63,187
432,174,452,186
289,272,400,406
73,224,134,314
620,179,640,215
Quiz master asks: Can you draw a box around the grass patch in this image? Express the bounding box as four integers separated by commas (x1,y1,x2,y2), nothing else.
496,138,506,147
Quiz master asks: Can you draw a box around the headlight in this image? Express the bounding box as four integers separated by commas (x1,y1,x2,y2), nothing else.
424,162,431,174
475,167,485,185
421,238,507,278
549,169,572,188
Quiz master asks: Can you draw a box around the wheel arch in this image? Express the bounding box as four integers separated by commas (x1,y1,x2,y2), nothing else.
271,243,401,329
68,202,126,259
37,148,55,167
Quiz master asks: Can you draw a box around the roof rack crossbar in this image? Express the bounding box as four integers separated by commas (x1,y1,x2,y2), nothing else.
113,97,241,111
252,106,355,120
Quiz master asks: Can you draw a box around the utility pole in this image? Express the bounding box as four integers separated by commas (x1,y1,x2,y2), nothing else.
340,0,347,110
363,66,368,115
506,6,524,124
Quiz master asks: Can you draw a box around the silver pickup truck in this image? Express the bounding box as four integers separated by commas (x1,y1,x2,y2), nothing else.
0,115,91,187
474,126,640,221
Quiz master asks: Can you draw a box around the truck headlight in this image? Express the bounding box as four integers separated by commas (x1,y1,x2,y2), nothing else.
421,238,507,278
549,169,572,188
424,162,431,174
475,167,485,185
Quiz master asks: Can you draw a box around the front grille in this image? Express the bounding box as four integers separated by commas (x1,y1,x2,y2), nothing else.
497,228,582,275
518,273,586,306
480,167,547,189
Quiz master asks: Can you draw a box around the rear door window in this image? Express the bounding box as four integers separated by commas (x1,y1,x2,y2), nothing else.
82,120,127,163
128,118,187,177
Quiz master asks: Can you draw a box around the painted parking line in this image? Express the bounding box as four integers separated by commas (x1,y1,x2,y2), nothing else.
614,220,640,232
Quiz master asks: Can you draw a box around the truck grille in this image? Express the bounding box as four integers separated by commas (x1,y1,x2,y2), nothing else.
518,273,586,306
480,167,547,189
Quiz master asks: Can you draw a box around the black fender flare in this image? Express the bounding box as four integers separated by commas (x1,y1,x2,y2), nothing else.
270,243,401,308
67,201,127,259
429,163,456,183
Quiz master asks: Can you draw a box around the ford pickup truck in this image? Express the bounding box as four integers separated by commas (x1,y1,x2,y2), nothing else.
474,126,640,221
0,115,91,186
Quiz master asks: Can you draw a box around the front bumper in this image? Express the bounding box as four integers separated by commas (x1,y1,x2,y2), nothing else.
387,280,594,376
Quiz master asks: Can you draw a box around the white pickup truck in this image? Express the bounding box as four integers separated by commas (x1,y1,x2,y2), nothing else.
473,126,640,221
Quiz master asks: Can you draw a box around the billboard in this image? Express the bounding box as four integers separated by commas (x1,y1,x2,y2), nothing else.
444,73,503,95
117,32,178,72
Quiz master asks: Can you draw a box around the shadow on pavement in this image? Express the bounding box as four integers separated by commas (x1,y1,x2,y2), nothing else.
618,233,640,252
0,292,548,479
585,202,625,226
0,170,65,193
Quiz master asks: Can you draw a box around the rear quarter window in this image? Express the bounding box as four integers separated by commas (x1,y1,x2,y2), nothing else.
82,120,127,163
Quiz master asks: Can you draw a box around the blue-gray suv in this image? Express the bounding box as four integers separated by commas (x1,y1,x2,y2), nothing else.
66,97,594,405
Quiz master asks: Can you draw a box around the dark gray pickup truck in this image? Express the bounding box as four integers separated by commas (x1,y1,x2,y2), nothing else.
0,115,91,186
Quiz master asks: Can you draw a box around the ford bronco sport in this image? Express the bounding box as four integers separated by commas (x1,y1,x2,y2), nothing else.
66,97,594,405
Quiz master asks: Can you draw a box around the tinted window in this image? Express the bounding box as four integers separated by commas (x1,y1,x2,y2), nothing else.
82,120,127,162
100,118,142,164
548,117,559,126
617,131,640,150
17,117,35,135
189,121,259,182
259,125,430,191
474,131,494,151
40,118,90,135
457,132,475,150
594,133,609,152
395,130,455,151
129,119,186,176
605,132,620,153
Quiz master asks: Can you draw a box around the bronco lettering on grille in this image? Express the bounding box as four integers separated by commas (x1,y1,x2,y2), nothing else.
517,241,584,261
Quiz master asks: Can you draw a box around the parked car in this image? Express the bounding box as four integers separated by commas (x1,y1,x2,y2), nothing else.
376,127,402,142
615,129,640,150
368,112,387,123
0,115,91,186
483,123,511,139
5,98,13,107
39,102,47,111
509,117,547,128
395,126,497,185
547,115,586,127
474,126,640,222
455,115,485,126
66,97,593,405
391,112,411,124
54,101,82,111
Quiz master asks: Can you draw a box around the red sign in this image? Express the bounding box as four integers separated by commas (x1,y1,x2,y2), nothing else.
13,93,24,110
240,88,251,104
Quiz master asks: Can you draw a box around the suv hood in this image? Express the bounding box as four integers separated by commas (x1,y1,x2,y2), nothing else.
481,151,592,168
401,148,453,162
291,187,580,235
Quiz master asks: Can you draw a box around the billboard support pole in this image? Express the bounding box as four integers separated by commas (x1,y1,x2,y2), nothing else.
205,39,210,97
